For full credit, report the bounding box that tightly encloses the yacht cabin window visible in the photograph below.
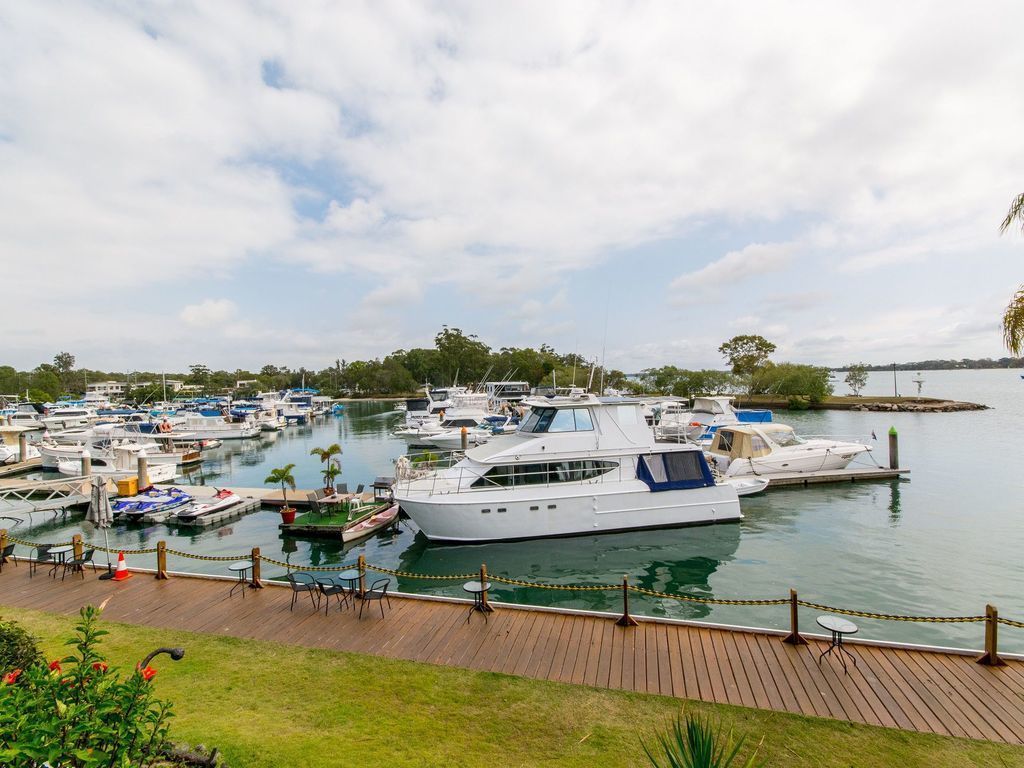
[471,460,617,488]
[769,431,804,448]
[518,407,594,434]
[441,418,479,428]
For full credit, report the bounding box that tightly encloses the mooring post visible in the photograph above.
[137,449,150,489]
[977,604,1006,666]
[249,547,263,589]
[782,588,808,645]
[0,529,8,564]
[888,426,899,470]
[616,574,639,627]
[461,426,468,451]
[155,540,168,580]
[18,432,27,463]
[357,553,366,597]
[72,533,83,562]
[80,449,92,477]
[479,563,494,612]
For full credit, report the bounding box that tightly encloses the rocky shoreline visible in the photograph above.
[847,399,988,413]
[734,396,988,412]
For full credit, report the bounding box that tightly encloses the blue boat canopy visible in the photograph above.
[636,451,715,492]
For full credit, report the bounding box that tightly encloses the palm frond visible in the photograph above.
[1003,286,1024,356]
[1000,193,1024,235]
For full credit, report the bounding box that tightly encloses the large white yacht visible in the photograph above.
[393,394,741,542]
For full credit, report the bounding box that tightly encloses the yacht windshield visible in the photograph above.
[518,407,594,433]
[770,430,804,447]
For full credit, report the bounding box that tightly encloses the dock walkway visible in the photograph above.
[2,568,1023,744]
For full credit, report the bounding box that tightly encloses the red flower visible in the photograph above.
[92,662,108,673]
[3,669,22,684]
[139,666,157,682]
[48,660,62,672]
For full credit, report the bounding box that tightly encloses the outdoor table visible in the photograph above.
[817,615,859,673]
[462,580,492,622]
[337,568,362,600]
[49,545,75,579]
[228,560,253,597]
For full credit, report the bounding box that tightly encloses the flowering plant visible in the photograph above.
[0,605,175,767]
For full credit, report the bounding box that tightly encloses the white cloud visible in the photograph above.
[180,299,238,327]
[670,243,796,297]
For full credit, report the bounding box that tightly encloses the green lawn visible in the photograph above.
[3,606,1023,768]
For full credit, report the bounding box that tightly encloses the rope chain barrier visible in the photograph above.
[3,532,1022,629]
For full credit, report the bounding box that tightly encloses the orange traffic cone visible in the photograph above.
[112,552,132,582]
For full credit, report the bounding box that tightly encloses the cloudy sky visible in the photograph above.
[2,1,1023,373]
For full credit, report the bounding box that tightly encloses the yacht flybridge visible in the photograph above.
[393,394,741,542]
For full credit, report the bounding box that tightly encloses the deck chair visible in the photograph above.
[0,543,16,574]
[29,544,54,578]
[62,549,95,581]
[359,578,392,619]
[306,492,323,520]
[286,573,320,611]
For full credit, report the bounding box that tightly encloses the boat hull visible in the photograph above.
[395,483,740,543]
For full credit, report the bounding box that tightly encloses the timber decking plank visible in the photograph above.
[3,567,1024,745]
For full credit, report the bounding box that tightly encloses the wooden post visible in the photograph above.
[81,450,92,477]
[461,426,468,450]
[72,533,83,561]
[888,427,899,470]
[616,575,639,627]
[18,433,27,463]
[479,563,494,613]
[977,604,1006,666]
[782,589,808,645]
[249,547,263,589]
[137,450,150,489]
[357,553,366,597]
[155,540,168,580]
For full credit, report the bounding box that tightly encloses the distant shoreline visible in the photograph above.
[734,395,988,412]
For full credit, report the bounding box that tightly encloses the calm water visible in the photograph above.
[12,370,1024,651]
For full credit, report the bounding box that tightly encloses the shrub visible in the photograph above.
[0,619,43,675]
[0,605,175,767]
[643,712,764,767]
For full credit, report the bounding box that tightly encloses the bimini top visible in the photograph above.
[707,424,800,459]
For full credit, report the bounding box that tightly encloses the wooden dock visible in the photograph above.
[1,566,1022,745]
[761,466,909,488]
[0,456,41,479]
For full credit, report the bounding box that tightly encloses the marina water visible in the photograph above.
[18,369,1024,652]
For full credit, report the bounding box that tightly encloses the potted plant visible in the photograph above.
[310,443,342,493]
[266,463,297,525]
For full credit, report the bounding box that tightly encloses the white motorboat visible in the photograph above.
[421,415,516,450]
[175,488,243,522]
[39,430,200,469]
[395,406,492,445]
[655,396,772,443]
[179,414,260,440]
[394,393,741,542]
[705,424,873,477]
[8,408,45,430]
[41,406,99,431]
[57,446,178,482]
[719,476,770,496]
[0,426,40,464]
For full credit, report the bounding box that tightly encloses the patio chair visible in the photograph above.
[286,573,320,611]
[306,492,323,520]
[29,544,54,578]
[359,578,392,619]
[0,542,16,574]
[336,483,349,495]
[318,577,352,615]
[62,549,95,581]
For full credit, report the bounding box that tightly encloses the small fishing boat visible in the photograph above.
[116,487,193,520]
[342,503,399,543]
[175,488,243,522]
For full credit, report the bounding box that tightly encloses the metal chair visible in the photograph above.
[29,544,54,578]
[359,578,392,619]
[62,549,95,581]
[318,577,352,614]
[286,573,320,611]
[0,543,16,573]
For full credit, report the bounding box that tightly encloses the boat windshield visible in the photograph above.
[518,407,594,433]
[770,430,805,447]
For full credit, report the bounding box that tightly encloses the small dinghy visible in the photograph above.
[176,488,242,522]
[115,487,193,520]
[720,476,770,496]
[342,503,399,544]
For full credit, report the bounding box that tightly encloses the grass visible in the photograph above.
[3,606,1023,768]
[292,502,386,528]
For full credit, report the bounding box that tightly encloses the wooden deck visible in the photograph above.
[2,565,1023,745]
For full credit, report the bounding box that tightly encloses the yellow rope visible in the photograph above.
[630,585,789,606]
[796,599,985,624]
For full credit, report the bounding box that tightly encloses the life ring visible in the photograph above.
[159,421,172,434]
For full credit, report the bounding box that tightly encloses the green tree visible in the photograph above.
[844,363,869,396]
[30,366,61,400]
[265,463,297,510]
[310,444,342,491]
[718,335,776,376]
[1000,193,1024,355]
[187,363,211,387]
[752,362,833,404]
[53,352,75,387]
[434,327,491,384]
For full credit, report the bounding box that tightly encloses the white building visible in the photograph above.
[86,381,126,396]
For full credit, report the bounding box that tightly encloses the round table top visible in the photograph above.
[50,545,75,554]
[228,561,252,572]
[463,580,491,594]
[337,569,361,580]
[817,615,858,634]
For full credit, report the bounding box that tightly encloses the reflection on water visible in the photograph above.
[12,372,1024,651]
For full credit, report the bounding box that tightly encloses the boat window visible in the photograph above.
[637,451,714,492]
[750,437,769,452]
[770,431,803,448]
[615,405,640,426]
[573,408,594,431]
[441,418,479,428]
[470,460,618,488]
[519,410,542,433]
[519,407,593,433]
[547,409,577,432]
[717,431,734,452]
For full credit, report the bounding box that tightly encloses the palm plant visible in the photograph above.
[265,463,297,510]
[1000,194,1024,355]
[310,444,342,492]
[642,713,764,768]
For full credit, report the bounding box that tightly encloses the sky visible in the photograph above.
[2,1,1023,374]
